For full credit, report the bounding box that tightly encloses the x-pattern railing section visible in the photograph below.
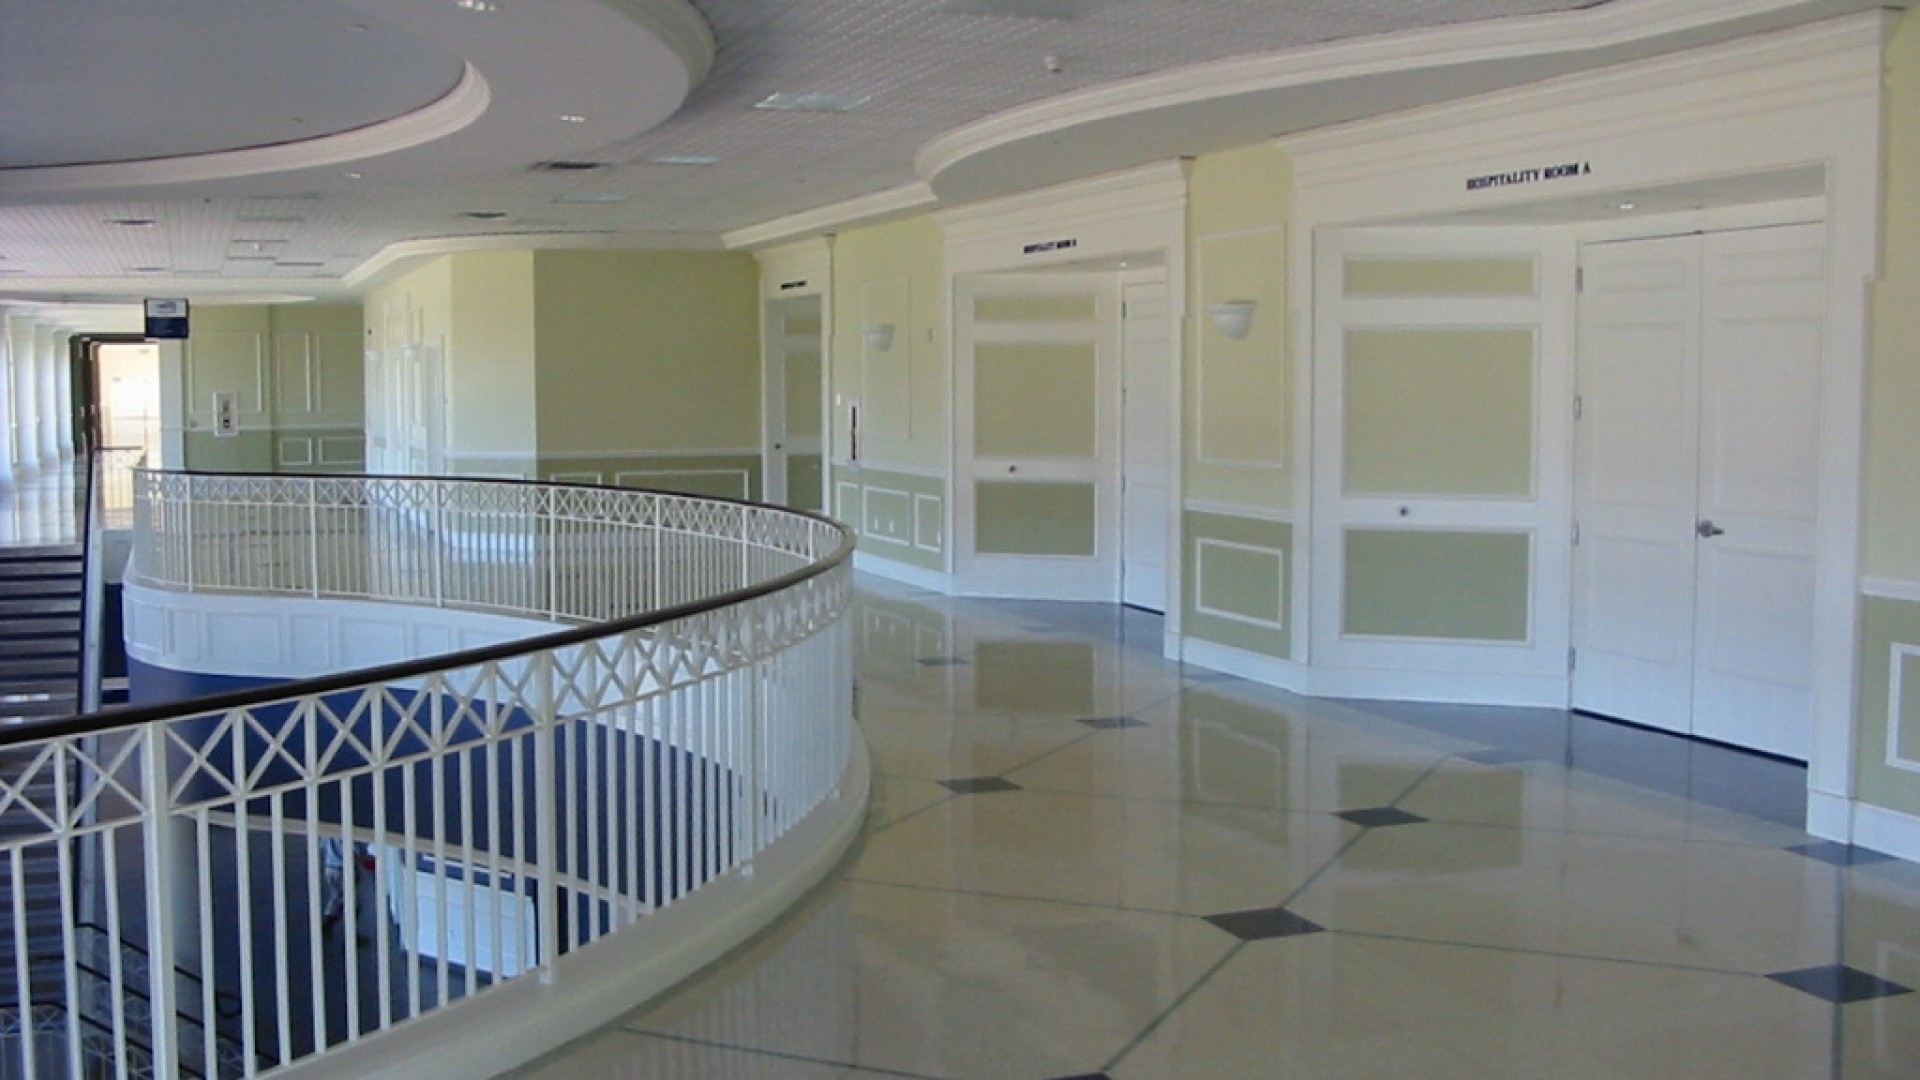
[0,472,854,1078]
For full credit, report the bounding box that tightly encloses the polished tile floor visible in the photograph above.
[514,575,1920,1079]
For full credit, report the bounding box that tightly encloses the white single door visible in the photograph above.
[955,275,1119,601]
[1688,224,1825,757]
[763,296,825,512]
[1571,235,1703,734]
[1121,280,1172,612]
[1572,223,1825,759]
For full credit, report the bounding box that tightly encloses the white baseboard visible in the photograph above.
[1303,665,1567,708]
[852,551,952,593]
[1852,801,1920,864]
[1177,636,1308,692]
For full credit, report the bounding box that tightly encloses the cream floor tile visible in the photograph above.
[856,709,1092,782]
[850,787,1358,914]
[624,880,1234,1080]
[1112,934,1837,1080]
[511,1028,912,1079]
[1288,820,1843,973]
[1400,757,1813,847]
[1005,700,1452,814]
[863,775,954,831]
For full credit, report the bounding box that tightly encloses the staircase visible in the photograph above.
[0,544,84,1013]
[0,544,85,725]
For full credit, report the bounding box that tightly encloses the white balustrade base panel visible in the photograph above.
[123,582,555,682]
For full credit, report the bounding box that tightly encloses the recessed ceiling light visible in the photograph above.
[647,155,719,166]
[106,217,157,228]
[1616,201,1637,211]
[459,211,509,220]
[533,160,606,172]
[454,0,497,12]
[754,92,869,113]
[560,114,587,124]
[344,171,363,180]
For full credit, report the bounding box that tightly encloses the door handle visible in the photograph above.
[1696,519,1725,538]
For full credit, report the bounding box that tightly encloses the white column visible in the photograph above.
[13,319,40,472]
[53,333,74,459]
[0,313,16,481]
[35,325,59,465]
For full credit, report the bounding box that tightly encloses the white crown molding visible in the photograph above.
[723,183,938,251]
[913,0,1887,194]
[1281,11,1890,182]
[345,229,724,292]
[0,65,489,197]
[937,159,1187,236]
[1863,577,1920,606]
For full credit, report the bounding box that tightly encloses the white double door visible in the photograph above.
[1571,223,1826,759]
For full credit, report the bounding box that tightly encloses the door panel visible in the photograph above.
[1571,236,1701,733]
[956,275,1118,600]
[1121,281,1171,612]
[1690,223,1824,758]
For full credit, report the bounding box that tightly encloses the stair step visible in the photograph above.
[0,545,82,561]
[0,695,80,715]
[0,597,83,616]
[0,639,80,658]
[0,578,83,597]
[0,658,80,678]
[0,616,82,637]
[0,560,84,577]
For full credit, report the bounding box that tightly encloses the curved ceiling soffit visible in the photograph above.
[0,0,716,198]
[913,0,1874,204]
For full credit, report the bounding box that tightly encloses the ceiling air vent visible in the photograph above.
[533,160,608,173]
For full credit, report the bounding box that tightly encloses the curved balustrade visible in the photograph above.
[0,472,861,1080]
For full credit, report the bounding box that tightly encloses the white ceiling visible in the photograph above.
[0,0,1901,310]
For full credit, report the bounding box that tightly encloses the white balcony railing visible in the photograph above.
[0,471,860,1080]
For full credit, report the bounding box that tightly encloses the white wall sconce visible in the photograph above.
[863,324,895,351]
[1207,301,1256,340]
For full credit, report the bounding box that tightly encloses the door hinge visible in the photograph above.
[1568,646,1578,672]
[1572,520,1581,547]
[1576,266,1585,292]
[1573,394,1584,421]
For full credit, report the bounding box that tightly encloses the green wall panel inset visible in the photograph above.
[1856,594,1920,817]
[973,294,1098,323]
[1344,257,1537,297]
[1197,542,1284,625]
[976,342,1096,458]
[786,454,824,514]
[1344,328,1535,497]
[1344,529,1530,642]
[977,481,1095,556]
[1182,511,1290,658]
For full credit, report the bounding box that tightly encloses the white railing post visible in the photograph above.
[432,482,446,608]
[544,487,560,621]
[532,652,561,986]
[182,474,196,592]
[137,726,180,1080]
[308,477,322,598]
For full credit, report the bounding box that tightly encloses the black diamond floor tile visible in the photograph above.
[1079,715,1147,730]
[1767,964,1914,1004]
[1204,905,1326,942]
[1336,806,1428,829]
[918,656,971,666]
[941,776,1023,795]
[1785,841,1894,867]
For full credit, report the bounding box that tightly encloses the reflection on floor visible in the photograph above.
[406,576,1920,1076]
[11,456,1915,1075]
[1,463,84,549]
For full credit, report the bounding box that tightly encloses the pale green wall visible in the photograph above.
[832,215,948,473]
[450,251,538,461]
[1181,144,1295,660]
[532,250,760,456]
[1857,13,1920,818]
[181,303,364,473]
[1184,511,1291,657]
[975,342,1097,457]
[831,215,950,566]
[1343,327,1536,497]
[1344,530,1531,642]
[1186,144,1293,512]
[1866,12,1920,581]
